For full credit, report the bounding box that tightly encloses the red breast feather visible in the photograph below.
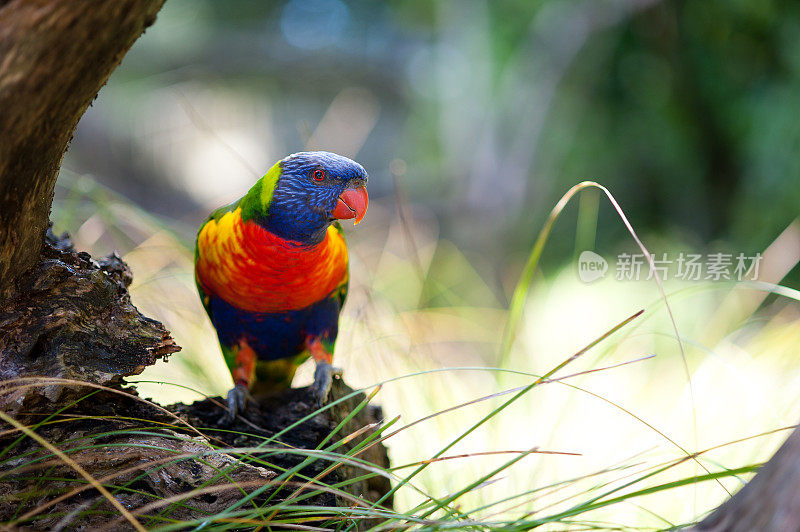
[196,207,348,313]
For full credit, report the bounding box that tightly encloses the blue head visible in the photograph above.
[245,151,369,244]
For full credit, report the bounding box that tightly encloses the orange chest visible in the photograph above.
[196,208,348,313]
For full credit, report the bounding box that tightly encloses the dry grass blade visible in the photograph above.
[554,381,731,496]
[226,518,335,531]
[533,309,644,385]
[395,448,581,470]
[541,354,656,383]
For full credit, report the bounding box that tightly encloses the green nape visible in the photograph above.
[193,160,282,262]
[239,160,282,222]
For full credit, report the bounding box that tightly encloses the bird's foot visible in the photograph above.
[312,361,343,409]
[219,382,249,424]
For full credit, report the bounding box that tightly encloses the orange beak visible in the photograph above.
[332,186,369,225]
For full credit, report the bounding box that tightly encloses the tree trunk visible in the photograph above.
[0,0,164,295]
[0,2,392,529]
[691,424,800,531]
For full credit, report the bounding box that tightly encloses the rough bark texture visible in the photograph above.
[692,425,800,531]
[0,230,180,417]
[0,0,165,296]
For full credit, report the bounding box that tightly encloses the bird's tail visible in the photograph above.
[250,354,309,395]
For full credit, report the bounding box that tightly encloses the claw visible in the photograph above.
[312,361,343,408]
[219,382,249,424]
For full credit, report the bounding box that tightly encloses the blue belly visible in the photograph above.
[206,294,340,361]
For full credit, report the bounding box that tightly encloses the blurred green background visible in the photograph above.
[62,0,800,280]
[51,0,800,528]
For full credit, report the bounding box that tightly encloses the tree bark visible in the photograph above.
[0,0,165,295]
[0,230,180,411]
[691,424,800,531]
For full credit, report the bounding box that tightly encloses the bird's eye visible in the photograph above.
[312,169,326,181]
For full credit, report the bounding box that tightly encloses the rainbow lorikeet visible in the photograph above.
[194,151,368,420]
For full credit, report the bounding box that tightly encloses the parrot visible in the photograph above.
[194,151,369,421]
